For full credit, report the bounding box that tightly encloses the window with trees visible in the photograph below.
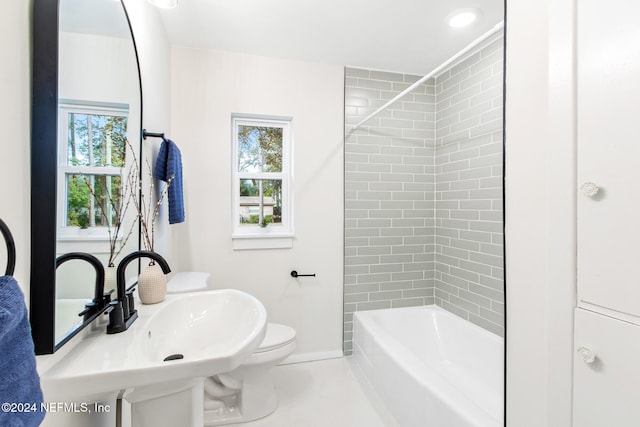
[57,102,129,239]
[232,115,293,240]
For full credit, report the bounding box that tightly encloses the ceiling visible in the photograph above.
[158,0,504,76]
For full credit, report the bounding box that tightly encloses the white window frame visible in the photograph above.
[231,114,294,249]
[56,100,130,244]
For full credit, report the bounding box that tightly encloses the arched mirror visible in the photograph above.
[31,0,142,354]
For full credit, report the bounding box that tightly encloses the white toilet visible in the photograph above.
[167,273,297,426]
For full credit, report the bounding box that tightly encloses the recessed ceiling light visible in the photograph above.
[147,0,178,9]
[448,11,477,28]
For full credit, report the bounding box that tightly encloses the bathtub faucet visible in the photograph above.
[106,250,171,334]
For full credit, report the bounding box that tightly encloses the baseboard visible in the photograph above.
[280,350,344,365]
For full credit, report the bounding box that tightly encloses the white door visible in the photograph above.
[577,0,640,318]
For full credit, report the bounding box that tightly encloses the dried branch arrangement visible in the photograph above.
[84,140,138,267]
[84,139,173,260]
[127,144,174,253]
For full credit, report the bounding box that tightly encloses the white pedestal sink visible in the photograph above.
[39,289,267,427]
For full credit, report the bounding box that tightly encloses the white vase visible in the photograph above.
[138,262,167,304]
[104,265,117,295]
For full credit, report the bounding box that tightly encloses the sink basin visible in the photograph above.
[39,289,267,404]
[139,290,266,363]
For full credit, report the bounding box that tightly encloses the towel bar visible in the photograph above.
[290,271,315,278]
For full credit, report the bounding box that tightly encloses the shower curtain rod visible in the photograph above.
[350,20,505,132]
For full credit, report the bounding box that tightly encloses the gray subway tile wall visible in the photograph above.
[434,32,504,336]
[343,32,504,354]
[344,68,436,355]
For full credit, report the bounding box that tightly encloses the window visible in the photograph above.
[232,115,293,248]
[57,101,130,240]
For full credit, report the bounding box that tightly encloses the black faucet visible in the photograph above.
[56,252,110,321]
[107,250,171,334]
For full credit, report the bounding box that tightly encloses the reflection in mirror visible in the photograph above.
[54,263,92,344]
[55,0,141,348]
[31,0,141,353]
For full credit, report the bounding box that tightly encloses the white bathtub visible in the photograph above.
[353,305,504,427]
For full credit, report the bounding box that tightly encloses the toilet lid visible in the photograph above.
[256,323,296,353]
[166,272,211,294]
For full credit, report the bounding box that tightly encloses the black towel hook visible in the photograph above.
[0,218,16,276]
[142,129,168,143]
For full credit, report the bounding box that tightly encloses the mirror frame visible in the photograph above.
[30,0,143,354]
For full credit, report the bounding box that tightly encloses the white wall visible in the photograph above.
[170,47,345,360]
[505,0,576,425]
[58,32,139,107]
[0,0,30,296]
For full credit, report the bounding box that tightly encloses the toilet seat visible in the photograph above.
[239,323,296,367]
[255,323,296,353]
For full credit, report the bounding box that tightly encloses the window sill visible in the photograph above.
[232,233,294,250]
[56,229,119,254]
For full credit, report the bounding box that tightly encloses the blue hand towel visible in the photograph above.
[0,276,45,427]
[153,139,185,224]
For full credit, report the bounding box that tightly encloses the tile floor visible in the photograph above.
[234,357,399,427]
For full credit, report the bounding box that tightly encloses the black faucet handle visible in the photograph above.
[102,289,115,305]
[106,301,125,334]
[126,287,136,317]
[103,303,115,316]
[79,301,98,321]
